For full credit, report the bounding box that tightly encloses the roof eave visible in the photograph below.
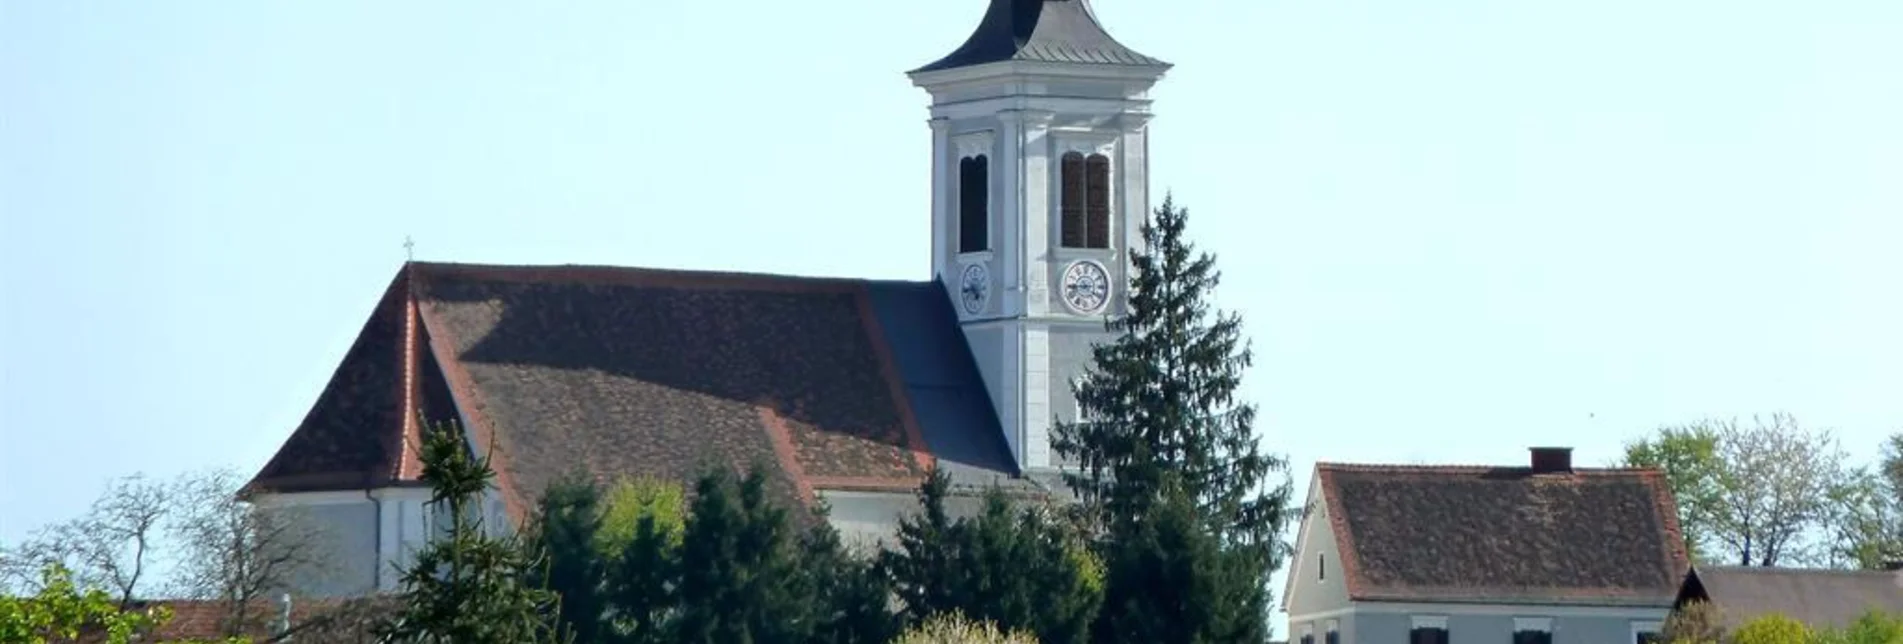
[908,59,1171,94]
[1350,593,1679,608]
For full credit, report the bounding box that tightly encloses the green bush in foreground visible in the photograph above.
[893,612,1039,644]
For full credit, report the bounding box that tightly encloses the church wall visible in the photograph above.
[817,489,990,554]
[257,493,379,598]
[1048,323,1114,467]
[961,325,1014,459]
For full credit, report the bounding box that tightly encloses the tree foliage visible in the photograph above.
[1661,599,1724,644]
[0,563,243,644]
[526,472,610,643]
[1623,424,1726,562]
[1624,414,1852,567]
[1049,195,1289,640]
[377,421,565,644]
[1,468,332,640]
[881,470,1100,644]
[1730,613,1813,644]
[1822,433,1903,570]
[1053,195,1293,557]
[1095,479,1267,644]
[892,612,1040,644]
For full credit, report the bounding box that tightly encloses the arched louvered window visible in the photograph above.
[959,155,989,253]
[1060,151,1112,249]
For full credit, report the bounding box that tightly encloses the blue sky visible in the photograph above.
[3,0,1901,622]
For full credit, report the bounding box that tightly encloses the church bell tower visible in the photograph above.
[910,0,1170,473]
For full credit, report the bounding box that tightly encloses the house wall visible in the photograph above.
[1285,486,1351,620]
[1336,603,1667,644]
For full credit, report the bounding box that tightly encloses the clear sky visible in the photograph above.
[3,0,1900,626]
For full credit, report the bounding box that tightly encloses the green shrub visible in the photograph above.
[894,613,1039,644]
[1663,599,1725,643]
[1731,613,1813,644]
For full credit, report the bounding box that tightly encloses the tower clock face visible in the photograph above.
[959,263,989,314]
[1061,260,1111,314]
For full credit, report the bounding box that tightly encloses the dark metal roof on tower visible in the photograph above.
[912,0,1167,74]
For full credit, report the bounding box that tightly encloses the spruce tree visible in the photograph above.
[1095,478,1270,644]
[882,470,1103,644]
[526,472,607,643]
[880,469,961,627]
[797,504,897,644]
[378,421,565,644]
[609,513,680,643]
[672,467,810,643]
[1052,194,1294,556]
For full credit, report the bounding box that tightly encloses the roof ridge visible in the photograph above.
[409,261,932,291]
[1316,462,1652,475]
[1702,565,1901,577]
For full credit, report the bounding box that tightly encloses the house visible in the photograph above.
[1282,447,1691,644]
[246,0,1174,598]
[1672,565,1903,632]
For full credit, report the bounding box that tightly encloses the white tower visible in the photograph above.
[909,0,1169,473]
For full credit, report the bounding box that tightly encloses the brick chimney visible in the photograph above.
[1529,447,1573,474]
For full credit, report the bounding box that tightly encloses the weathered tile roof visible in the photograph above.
[76,597,393,642]
[912,0,1168,73]
[1316,462,1690,606]
[1677,566,1903,630]
[249,262,1023,517]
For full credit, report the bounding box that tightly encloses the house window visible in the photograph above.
[958,155,989,253]
[1298,623,1314,644]
[1059,151,1112,249]
[1410,616,1448,644]
[1324,619,1339,644]
[1633,621,1663,644]
[1514,617,1553,644]
[1318,553,1326,581]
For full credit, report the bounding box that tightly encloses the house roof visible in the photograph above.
[1677,566,1903,630]
[1313,462,1689,606]
[248,262,1024,518]
[76,597,395,642]
[912,0,1168,74]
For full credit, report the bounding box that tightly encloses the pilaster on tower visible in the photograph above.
[910,0,1170,474]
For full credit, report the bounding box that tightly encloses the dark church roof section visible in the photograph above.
[246,272,423,494]
[248,262,1025,517]
[863,281,1022,485]
[1676,566,1903,630]
[1316,462,1690,606]
[912,0,1168,74]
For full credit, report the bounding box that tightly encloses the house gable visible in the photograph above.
[1285,469,1351,622]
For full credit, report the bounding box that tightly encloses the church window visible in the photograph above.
[1060,151,1112,249]
[959,155,989,253]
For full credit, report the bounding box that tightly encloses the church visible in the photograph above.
[246,0,1171,597]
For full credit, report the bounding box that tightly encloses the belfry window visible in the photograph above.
[959,155,989,253]
[1060,151,1112,249]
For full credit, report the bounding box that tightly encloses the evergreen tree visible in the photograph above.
[796,504,897,644]
[377,421,565,644]
[1053,194,1293,556]
[609,511,681,643]
[883,470,1104,644]
[880,469,961,627]
[1095,479,1269,644]
[672,467,811,643]
[527,472,607,643]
